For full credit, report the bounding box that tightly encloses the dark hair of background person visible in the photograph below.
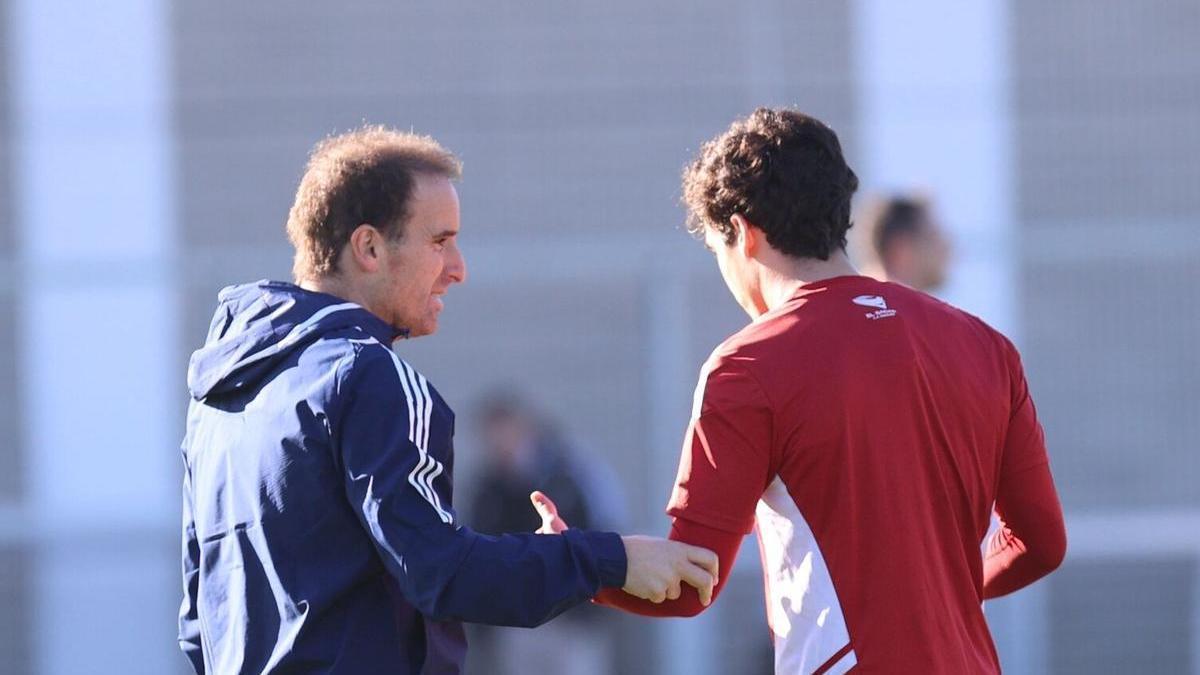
[681,107,860,260]
[286,127,462,281]
[872,197,931,260]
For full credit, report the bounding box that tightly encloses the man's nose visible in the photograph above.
[446,244,467,284]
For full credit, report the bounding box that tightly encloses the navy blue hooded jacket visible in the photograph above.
[179,281,627,674]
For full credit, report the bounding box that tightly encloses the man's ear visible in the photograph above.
[730,214,759,257]
[346,224,384,273]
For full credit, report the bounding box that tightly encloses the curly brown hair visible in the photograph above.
[286,126,462,281]
[682,108,859,260]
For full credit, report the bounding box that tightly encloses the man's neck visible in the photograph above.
[757,250,860,314]
[300,276,374,313]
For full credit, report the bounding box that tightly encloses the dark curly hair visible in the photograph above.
[682,108,859,260]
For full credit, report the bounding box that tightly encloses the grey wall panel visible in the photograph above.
[1049,557,1194,674]
[0,292,19,502]
[175,1,854,246]
[35,535,190,675]
[1015,0,1200,223]
[175,136,310,249]
[0,0,11,256]
[0,547,31,675]
[1015,0,1200,511]
[1022,256,1200,509]
[0,0,18,503]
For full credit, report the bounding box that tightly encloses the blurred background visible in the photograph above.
[1,0,1197,673]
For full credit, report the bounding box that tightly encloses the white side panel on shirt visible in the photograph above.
[756,476,857,674]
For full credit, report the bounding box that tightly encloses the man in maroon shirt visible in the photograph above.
[534,108,1066,673]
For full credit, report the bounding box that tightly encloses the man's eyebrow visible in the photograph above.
[430,228,459,239]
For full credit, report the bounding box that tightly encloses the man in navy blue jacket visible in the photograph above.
[179,128,719,674]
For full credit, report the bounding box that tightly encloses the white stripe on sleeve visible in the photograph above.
[414,370,450,521]
[382,349,452,524]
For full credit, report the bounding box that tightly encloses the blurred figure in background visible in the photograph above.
[470,391,625,537]
[853,194,952,293]
[465,390,627,675]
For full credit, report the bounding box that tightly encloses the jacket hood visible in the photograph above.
[187,280,400,401]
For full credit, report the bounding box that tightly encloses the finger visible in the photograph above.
[529,491,560,520]
[685,545,720,581]
[635,582,668,604]
[697,574,714,607]
[666,580,681,601]
[530,492,568,533]
[679,562,716,607]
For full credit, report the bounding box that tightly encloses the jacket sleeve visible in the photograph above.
[333,346,627,628]
[178,456,205,674]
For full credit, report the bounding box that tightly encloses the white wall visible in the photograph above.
[10,0,180,671]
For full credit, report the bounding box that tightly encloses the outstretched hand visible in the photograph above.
[530,491,718,606]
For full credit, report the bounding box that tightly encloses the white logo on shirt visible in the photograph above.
[852,295,888,309]
[853,295,896,320]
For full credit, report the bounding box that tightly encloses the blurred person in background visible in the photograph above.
[852,194,952,293]
[534,108,1066,674]
[469,390,626,543]
[465,391,627,675]
[178,127,718,675]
